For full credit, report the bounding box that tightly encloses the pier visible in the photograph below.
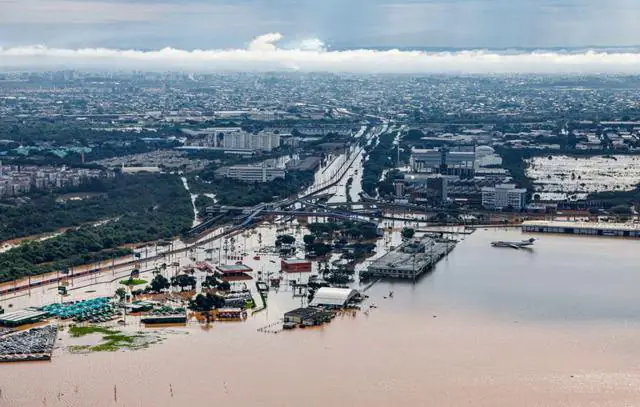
[522,220,640,238]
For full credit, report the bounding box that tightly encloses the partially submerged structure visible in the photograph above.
[364,236,456,280]
[309,287,360,308]
[0,309,49,327]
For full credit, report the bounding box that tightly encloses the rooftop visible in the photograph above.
[216,264,253,274]
[282,258,312,265]
[310,287,359,307]
[522,220,640,232]
[0,309,49,324]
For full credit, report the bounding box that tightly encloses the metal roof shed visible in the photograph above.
[310,287,359,308]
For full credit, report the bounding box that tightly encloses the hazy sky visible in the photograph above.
[2,0,640,49]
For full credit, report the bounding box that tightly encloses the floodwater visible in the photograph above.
[3,230,640,406]
[526,154,640,200]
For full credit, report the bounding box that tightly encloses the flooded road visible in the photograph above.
[180,176,199,228]
[3,229,640,406]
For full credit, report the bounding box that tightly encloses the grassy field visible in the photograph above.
[68,325,156,352]
[119,279,147,286]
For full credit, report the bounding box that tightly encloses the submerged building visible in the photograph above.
[364,237,456,280]
[309,287,360,308]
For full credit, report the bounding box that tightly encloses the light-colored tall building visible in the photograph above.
[481,184,527,210]
[222,132,280,151]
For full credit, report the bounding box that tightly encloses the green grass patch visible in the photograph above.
[69,325,118,337]
[68,325,151,353]
[119,279,147,286]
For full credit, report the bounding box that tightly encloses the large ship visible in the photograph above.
[491,238,536,249]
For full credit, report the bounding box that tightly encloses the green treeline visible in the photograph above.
[191,171,314,207]
[0,174,193,283]
[0,174,190,241]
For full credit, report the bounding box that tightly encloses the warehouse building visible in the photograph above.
[0,309,49,327]
[309,287,360,308]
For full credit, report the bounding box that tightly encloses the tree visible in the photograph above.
[115,287,128,302]
[310,242,333,257]
[325,273,352,285]
[401,227,415,240]
[202,275,218,289]
[611,204,632,215]
[190,293,226,311]
[276,235,296,245]
[303,234,316,245]
[149,274,170,292]
[171,274,197,291]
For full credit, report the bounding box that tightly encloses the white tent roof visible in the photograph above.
[310,287,359,307]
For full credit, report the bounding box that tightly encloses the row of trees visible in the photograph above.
[146,273,232,294]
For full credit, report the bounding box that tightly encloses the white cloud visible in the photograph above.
[2,33,640,73]
[248,33,284,52]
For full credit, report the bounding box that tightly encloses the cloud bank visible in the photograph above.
[2,33,640,73]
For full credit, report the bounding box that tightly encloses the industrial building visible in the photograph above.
[309,287,360,308]
[410,146,476,177]
[522,220,640,238]
[215,160,286,183]
[284,307,332,325]
[481,184,527,210]
[364,237,456,279]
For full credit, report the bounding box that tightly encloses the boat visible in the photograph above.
[491,238,536,249]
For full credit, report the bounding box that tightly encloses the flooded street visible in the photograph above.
[3,229,640,406]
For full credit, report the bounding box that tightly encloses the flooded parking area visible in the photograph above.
[526,154,640,200]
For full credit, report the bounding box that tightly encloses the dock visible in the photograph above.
[522,220,640,238]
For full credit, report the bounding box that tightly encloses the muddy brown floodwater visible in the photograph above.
[3,229,640,407]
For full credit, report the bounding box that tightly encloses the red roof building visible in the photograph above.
[281,258,312,273]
